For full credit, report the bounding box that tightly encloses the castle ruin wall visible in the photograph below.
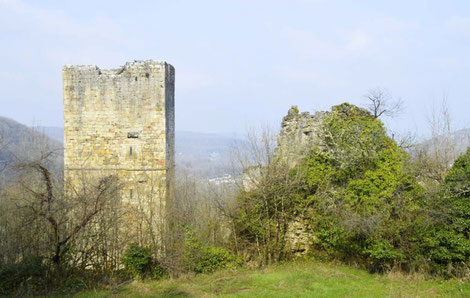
[63,60,175,204]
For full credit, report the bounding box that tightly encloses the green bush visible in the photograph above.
[0,255,47,296]
[302,108,470,276]
[60,276,88,293]
[235,103,470,277]
[442,147,470,236]
[195,246,241,274]
[183,228,240,274]
[419,147,470,276]
[298,104,424,272]
[364,239,404,273]
[122,243,166,280]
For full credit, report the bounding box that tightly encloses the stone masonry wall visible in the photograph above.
[63,60,175,204]
[277,105,327,255]
[276,105,326,167]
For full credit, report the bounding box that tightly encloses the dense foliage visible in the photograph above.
[122,243,167,280]
[442,147,470,237]
[2,102,470,295]
[0,256,47,296]
[301,104,423,272]
[183,228,241,274]
[235,103,470,277]
[426,147,470,276]
[0,153,236,295]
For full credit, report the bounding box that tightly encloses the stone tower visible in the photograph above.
[63,60,175,204]
[276,105,326,167]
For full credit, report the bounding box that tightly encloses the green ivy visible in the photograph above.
[300,103,424,272]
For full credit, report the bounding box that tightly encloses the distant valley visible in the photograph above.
[2,116,470,180]
[0,118,243,179]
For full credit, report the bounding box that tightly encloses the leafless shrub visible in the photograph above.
[229,126,304,265]
[411,98,463,185]
[2,155,119,267]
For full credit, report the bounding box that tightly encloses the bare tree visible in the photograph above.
[364,87,403,118]
[394,131,417,150]
[230,126,304,264]
[132,172,167,252]
[412,98,460,184]
[159,170,237,276]
[2,152,120,266]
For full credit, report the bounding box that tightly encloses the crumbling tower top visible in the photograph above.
[63,60,175,202]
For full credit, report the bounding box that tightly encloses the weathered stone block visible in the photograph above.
[63,60,175,204]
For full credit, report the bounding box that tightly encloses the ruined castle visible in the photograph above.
[276,105,326,167]
[63,60,175,205]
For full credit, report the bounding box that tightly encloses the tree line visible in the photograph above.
[1,93,469,295]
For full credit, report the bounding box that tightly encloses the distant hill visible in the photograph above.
[35,126,64,143]
[437,128,470,154]
[413,128,470,161]
[34,126,243,178]
[0,117,63,186]
[175,131,244,178]
[0,117,62,163]
[28,124,470,178]
[3,116,470,181]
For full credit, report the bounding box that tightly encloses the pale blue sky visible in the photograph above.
[1,0,469,137]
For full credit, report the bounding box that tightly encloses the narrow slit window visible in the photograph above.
[130,146,133,156]
[129,189,133,200]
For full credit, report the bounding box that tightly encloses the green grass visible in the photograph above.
[76,261,470,297]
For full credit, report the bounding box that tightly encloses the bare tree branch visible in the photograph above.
[364,87,404,118]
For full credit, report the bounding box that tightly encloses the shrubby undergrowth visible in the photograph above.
[234,103,470,277]
[1,102,470,296]
[183,228,241,274]
[122,243,167,280]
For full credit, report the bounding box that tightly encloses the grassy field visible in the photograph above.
[75,261,470,297]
